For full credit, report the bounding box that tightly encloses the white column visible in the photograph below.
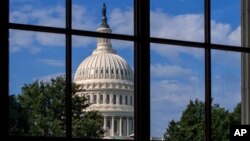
[241,0,250,124]
[132,95,134,106]
[111,116,114,136]
[90,94,93,103]
[103,94,106,104]
[97,94,100,104]
[126,117,129,136]
[110,94,113,104]
[119,117,122,136]
[103,116,107,130]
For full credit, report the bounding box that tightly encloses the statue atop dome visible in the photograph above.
[100,3,109,28]
[102,3,106,18]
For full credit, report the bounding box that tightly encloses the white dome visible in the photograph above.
[74,52,133,81]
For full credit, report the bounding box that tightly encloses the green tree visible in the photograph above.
[164,99,240,141]
[230,103,241,125]
[9,95,29,135]
[10,76,104,137]
[164,99,205,141]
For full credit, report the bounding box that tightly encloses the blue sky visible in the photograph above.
[10,0,242,138]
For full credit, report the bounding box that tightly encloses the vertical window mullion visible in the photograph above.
[0,0,9,138]
[66,0,72,139]
[205,0,212,141]
[134,0,150,140]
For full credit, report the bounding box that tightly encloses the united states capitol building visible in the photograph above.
[74,4,134,139]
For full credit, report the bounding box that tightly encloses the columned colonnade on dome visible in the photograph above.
[103,116,133,137]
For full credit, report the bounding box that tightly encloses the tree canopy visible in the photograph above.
[9,76,104,138]
[164,99,240,141]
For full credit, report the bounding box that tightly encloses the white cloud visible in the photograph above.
[72,36,96,48]
[10,4,241,52]
[151,79,203,103]
[228,26,241,45]
[10,30,64,54]
[151,64,194,78]
[36,33,64,47]
[211,21,241,46]
[38,59,65,67]
[10,4,65,27]
[151,11,204,42]
[9,30,41,54]
[72,4,98,30]
[33,72,64,82]
[109,8,133,35]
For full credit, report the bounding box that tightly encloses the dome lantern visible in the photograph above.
[92,3,116,55]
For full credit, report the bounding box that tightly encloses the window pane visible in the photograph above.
[10,0,65,28]
[150,44,205,140]
[9,30,65,136]
[72,0,133,35]
[211,50,243,140]
[150,0,204,42]
[211,0,241,46]
[72,35,134,139]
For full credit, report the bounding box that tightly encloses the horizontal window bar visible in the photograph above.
[151,37,250,53]
[9,23,136,42]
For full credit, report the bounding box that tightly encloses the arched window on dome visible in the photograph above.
[99,94,103,104]
[87,95,90,104]
[119,95,122,105]
[106,94,110,104]
[111,68,114,78]
[125,96,128,105]
[90,68,94,78]
[93,95,97,104]
[113,95,116,104]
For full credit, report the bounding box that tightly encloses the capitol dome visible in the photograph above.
[74,46,133,81]
[74,4,134,139]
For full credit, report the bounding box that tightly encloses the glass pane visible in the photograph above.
[9,30,65,136]
[211,0,241,46]
[72,35,134,139]
[150,44,205,140]
[212,50,243,140]
[150,0,204,42]
[72,0,133,35]
[10,0,65,28]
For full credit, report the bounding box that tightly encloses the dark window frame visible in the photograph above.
[1,0,250,141]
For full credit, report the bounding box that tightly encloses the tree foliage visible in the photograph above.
[9,95,29,135]
[164,99,241,141]
[9,76,104,138]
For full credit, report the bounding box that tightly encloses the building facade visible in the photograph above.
[74,4,134,139]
